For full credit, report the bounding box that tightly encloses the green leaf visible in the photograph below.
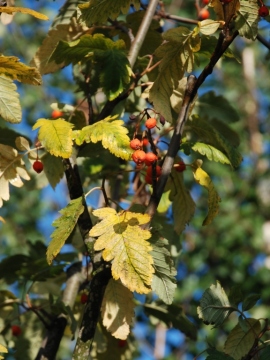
[188,116,243,168]
[73,115,132,160]
[150,236,177,305]
[242,293,260,311]
[51,0,83,28]
[0,74,21,123]
[192,160,221,226]
[191,142,231,165]
[32,118,74,158]
[144,303,197,340]
[224,318,261,360]
[206,347,234,360]
[47,197,84,264]
[0,127,31,147]
[149,26,200,123]
[229,286,244,306]
[50,34,131,100]
[235,0,259,40]
[42,153,64,189]
[78,0,140,25]
[193,91,240,123]
[167,168,196,235]
[198,281,233,327]
[260,346,270,360]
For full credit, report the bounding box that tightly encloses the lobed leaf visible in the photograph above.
[0,55,42,85]
[167,168,196,235]
[149,26,200,123]
[150,236,177,305]
[33,119,74,158]
[73,115,132,160]
[224,318,261,360]
[47,197,84,264]
[101,279,135,339]
[235,0,259,40]
[0,75,21,123]
[192,160,221,226]
[78,0,140,25]
[91,208,154,294]
[198,281,232,327]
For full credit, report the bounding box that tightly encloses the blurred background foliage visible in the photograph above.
[0,0,270,359]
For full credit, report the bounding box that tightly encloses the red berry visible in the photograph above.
[132,150,146,164]
[51,110,64,119]
[198,8,210,20]
[259,5,269,17]
[33,160,44,173]
[145,118,157,129]
[202,0,209,4]
[146,165,162,177]
[145,175,153,185]
[80,293,88,304]
[130,139,141,150]
[11,325,21,337]
[118,339,127,348]
[144,152,158,166]
[142,138,149,147]
[175,161,186,172]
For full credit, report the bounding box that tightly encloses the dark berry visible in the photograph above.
[33,160,44,173]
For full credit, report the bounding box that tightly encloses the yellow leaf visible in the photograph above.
[0,144,30,208]
[198,19,225,35]
[0,74,21,123]
[33,119,74,158]
[0,6,48,20]
[0,55,42,85]
[15,136,30,151]
[0,344,7,353]
[101,279,135,339]
[91,208,154,294]
[192,160,221,225]
[0,216,5,223]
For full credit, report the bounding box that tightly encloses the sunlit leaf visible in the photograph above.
[235,0,259,40]
[0,144,30,208]
[150,236,177,305]
[167,168,196,234]
[73,115,132,160]
[198,19,224,35]
[0,55,42,85]
[33,119,74,158]
[47,197,84,264]
[198,281,232,327]
[191,142,230,165]
[192,160,221,225]
[15,136,30,151]
[0,75,21,123]
[0,6,48,20]
[101,279,135,339]
[79,0,140,25]
[91,208,154,294]
[224,318,261,360]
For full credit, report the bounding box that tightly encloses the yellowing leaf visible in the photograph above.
[73,115,132,160]
[0,55,42,85]
[101,279,135,339]
[33,119,74,158]
[91,208,154,294]
[0,74,21,123]
[0,144,30,207]
[47,197,84,264]
[15,136,30,151]
[235,0,259,40]
[198,19,224,35]
[0,6,48,20]
[0,344,7,357]
[0,216,5,223]
[192,160,221,225]
[167,169,196,235]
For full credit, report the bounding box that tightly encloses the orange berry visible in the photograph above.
[130,138,141,150]
[142,138,149,147]
[198,8,210,20]
[146,165,162,177]
[11,325,22,337]
[132,150,146,164]
[33,160,44,173]
[202,0,209,4]
[51,110,64,119]
[175,161,186,172]
[144,152,158,166]
[145,118,157,129]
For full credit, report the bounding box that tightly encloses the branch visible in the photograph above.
[146,29,239,217]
